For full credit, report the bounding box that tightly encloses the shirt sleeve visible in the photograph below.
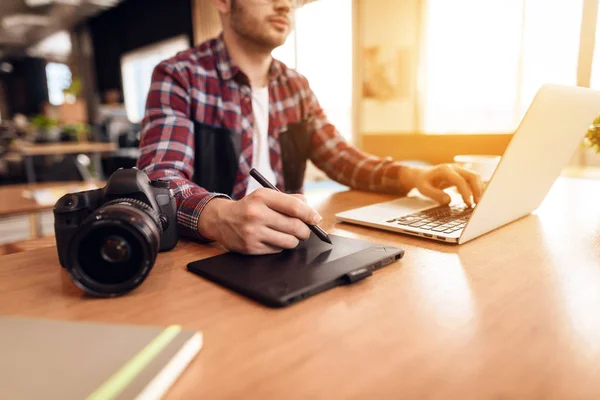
[300,77,408,194]
[137,60,230,241]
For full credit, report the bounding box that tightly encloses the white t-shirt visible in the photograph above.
[245,86,277,195]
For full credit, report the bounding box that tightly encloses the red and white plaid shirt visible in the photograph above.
[138,34,405,240]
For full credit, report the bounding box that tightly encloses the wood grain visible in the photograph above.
[1,177,600,399]
[13,142,117,156]
[0,182,53,217]
[1,235,57,255]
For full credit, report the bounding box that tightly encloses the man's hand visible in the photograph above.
[198,189,322,255]
[404,164,484,206]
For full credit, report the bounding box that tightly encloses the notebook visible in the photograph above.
[0,316,202,400]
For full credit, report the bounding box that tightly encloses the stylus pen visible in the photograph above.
[249,168,333,245]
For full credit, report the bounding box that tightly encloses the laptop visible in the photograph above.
[336,84,600,244]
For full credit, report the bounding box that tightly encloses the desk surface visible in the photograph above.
[0,181,101,217]
[12,142,117,156]
[1,177,600,399]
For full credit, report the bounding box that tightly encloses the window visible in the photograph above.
[35,31,73,106]
[590,2,600,89]
[46,62,72,106]
[121,35,190,123]
[272,0,354,141]
[422,0,583,133]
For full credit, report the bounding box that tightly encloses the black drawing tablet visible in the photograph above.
[186,234,404,308]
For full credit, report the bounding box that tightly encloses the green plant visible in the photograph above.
[62,123,91,141]
[583,114,600,153]
[63,76,82,98]
[30,114,58,130]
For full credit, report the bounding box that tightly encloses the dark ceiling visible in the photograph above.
[0,0,121,59]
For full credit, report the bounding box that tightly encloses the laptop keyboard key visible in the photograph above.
[398,217,422,224]
[388,205,474,232]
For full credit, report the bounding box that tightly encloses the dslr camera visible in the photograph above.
[54,168,178,297]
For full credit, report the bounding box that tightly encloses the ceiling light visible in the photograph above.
[0,62,13,74]
[24,0,53,6]
[28,30,72,59]
[88,0,120,8]
[25,0,81,6]
[2,14,51,30]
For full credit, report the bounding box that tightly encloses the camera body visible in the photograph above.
[54,168,178,296]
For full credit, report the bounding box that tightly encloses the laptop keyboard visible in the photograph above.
[386,204,474,234]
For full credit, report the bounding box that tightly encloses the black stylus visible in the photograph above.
[249,168,332,245]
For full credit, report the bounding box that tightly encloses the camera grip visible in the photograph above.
[154,187,179,251]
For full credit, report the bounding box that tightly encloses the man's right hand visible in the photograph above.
[197,189,322,255]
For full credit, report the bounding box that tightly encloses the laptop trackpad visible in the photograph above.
[337,195,439,221]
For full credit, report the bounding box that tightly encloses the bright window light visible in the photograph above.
[272,0,353,140]
[46,62,72,105]
[423,0,583,133]
[121,35,190,123]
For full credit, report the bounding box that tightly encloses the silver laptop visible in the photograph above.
[336,84,600,244]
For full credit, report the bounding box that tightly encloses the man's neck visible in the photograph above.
[223,30,272,89]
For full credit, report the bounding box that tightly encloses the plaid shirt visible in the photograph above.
[137,34,405,240]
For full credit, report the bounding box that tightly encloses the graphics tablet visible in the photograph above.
[186,234,404,308]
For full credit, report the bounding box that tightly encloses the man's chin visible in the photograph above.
[264,28,290,46]
[258,36,288,51]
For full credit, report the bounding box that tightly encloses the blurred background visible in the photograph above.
[0,0,599,252]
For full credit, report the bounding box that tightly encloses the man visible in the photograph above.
[137,0,483,254]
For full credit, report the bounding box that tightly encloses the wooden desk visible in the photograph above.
[0,181,101,238]
[0,182,51,218]
[1,177,600,399]
[0,181,98,217]
[13,142,117,156]
[11,142,117,182]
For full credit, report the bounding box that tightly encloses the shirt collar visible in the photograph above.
[214,33,284,82]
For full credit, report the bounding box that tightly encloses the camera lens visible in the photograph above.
[66,198,162,297]
[100,235,131,264]
[78,227,145,287]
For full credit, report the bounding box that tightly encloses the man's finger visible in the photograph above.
[264,209,311,240]
[290,193,307,203]
[454,165,484,203]
[260,226,301,250]
[244,243,282,255]
[418,182,451,204]
[257,189,321,225]
[441,166,473,206]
